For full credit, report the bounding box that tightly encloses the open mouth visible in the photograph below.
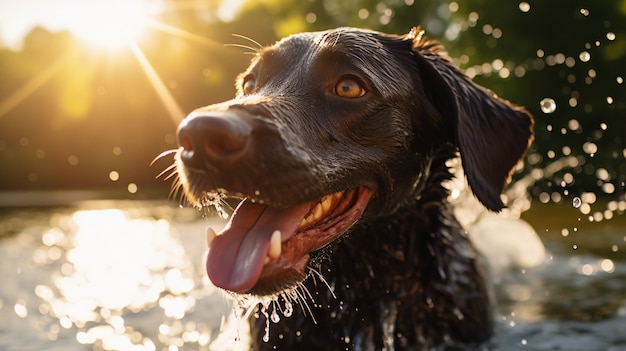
[205,186,373,296]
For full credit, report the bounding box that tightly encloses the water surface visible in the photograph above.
[0,200,624,351]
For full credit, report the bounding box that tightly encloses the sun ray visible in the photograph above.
[0,49,74,119]
[129,42,185,125]
[146,19,223,48]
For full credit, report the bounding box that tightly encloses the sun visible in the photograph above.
[60,0,153,50]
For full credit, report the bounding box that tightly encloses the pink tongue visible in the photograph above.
[206,199,312,292]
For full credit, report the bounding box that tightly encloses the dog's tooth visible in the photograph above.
[297,191,345,231]
[297,216,311,230]
[268,230,282,260]
[312,203,324,221]
[333,191,343,201]
[327,191,343,209]
[320,196,332,213]
[206,227,217,247]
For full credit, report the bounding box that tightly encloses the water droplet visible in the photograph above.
[270,309,280,323]
[283,301,293,317]
[261,307,270,342]
[540,98,556,114]
[453,308,465,320]
[572,197,582,208]
[579,51,591,62]
[607,32,616,41]
[518,2,530,12]
[219,209,229,219]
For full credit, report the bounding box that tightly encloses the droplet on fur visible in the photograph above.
[283,301,293,317]
[218,207,229,219]
[271,309,280,323]
[261,306,270,342]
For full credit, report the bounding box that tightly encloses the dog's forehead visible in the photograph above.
[263,28,414,95]
[273,28,394,57]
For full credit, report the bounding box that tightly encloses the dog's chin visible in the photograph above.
[245,263,308,297]
[193,184,375,297]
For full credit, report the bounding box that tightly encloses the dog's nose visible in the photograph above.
[177,111,252,169]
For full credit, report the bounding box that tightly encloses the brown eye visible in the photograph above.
[242,77,256,95]
[334,77,366,98]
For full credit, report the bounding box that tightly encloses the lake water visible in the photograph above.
[0,199,625,351]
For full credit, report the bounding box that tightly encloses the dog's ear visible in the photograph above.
[408,32,534,211]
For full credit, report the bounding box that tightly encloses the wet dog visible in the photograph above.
[173,27,533,350]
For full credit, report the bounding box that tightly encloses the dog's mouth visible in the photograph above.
[205,186,373,296]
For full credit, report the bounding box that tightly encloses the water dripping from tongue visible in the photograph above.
[261,306,270,342]
[206,199,311,292]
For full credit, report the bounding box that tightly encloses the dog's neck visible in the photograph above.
[252,148,494,350]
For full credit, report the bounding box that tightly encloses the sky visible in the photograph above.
[0,0,246,50]
[0,0,81,49]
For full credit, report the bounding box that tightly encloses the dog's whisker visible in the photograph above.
[231,33,264,50]
[156,163,177,179]
[224,43,258,56]
[294,285,317,324]
[308,266,336,299]
[163,171,178,182]
[168,178,187,206]
[150,148,179,166]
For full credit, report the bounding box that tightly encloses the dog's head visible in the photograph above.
[173,27,533,296]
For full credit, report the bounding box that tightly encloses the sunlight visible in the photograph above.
[0,50,73,119]
[55,0,153,51]
[148,20,223,48]
[49,210,199,337]
[129,42,186,124]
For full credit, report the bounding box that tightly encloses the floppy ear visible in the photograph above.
[409,34,534,211]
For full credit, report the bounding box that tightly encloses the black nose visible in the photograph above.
[177,111,252,170]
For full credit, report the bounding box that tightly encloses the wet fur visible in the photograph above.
[174,27,533,350]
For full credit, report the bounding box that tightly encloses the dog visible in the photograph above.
[172,27,534,350]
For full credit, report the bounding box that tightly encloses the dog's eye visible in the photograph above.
[242,77,256,95]
[334,77,366,98]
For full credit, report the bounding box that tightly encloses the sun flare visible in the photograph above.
[59,0,154,50]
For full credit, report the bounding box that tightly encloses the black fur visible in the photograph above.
[174,27,534,350]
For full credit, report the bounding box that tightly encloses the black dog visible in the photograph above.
[174,27,533,350]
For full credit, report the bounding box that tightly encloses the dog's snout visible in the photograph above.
[177,111,252,169]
